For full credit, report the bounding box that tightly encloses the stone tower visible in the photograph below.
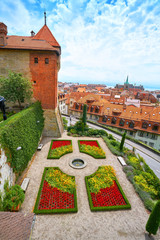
[0,19,63,137]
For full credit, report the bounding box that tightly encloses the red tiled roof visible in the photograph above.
[0,212,34,240]
[0,24,60,55]
[33,25,60,47]
[1,36,60,54]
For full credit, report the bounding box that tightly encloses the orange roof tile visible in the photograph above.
[33,25,60,47]
[1,36,60,54]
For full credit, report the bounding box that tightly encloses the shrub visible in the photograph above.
[98,129,108,136]
[0,102,44,174]
[108,134,114,140]
[67,126,74,132]
[70,129,77,134]
[146,200,160,235]
[103,136,124,156]
[119,131,126,151]
[3,181,25,211]
[110,140,119,147]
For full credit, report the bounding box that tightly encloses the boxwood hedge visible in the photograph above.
[0,101,44,174]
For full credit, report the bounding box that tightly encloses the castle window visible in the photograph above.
[45,58,49,64]
[34,58,38,63]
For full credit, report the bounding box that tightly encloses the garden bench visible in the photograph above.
[21,178,30,192]
[117,156,127,166]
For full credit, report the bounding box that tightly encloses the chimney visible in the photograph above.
[0,22,7,46]
[31,30,35,37]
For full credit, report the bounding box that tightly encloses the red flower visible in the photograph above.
[38,181,75,210]
[80,140,99,147]
[91,181,127,208]
[51,140,71,150]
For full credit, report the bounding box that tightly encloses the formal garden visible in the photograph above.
[0,96,160,237]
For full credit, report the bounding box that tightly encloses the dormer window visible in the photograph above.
[119,119,125,126]
[102,116,107,122]
[75,103,79,110]
[111,117,116,124]
[129,121,134,129]
[34,57,38,63]
[81,104,83,110]
[95,106,99,113]
[152,124,159,131]
[142,122,148,129]
[90,106,94,112]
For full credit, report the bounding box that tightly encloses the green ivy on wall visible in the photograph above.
[0,102,44,174]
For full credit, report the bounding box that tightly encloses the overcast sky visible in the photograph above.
[1,0,160,89]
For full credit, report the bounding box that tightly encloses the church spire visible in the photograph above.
[44,11,47,25]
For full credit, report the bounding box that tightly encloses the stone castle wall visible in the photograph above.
[0,148,16,193]
[0,49,31,79]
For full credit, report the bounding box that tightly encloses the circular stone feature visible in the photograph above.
[70,159,87,169]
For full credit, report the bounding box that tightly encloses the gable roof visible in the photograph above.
[33,25,60,47]
[0,23,61,55]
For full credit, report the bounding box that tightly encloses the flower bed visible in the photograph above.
[85,166,131,211]
[34,167,78,214]
[78,140,106,159]
[47,140,73,159]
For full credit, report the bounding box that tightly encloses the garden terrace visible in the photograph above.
[20,133,160,239]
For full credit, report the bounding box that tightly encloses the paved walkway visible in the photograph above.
[21,132,160,240]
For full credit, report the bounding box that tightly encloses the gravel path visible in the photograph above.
[21,132,160,240]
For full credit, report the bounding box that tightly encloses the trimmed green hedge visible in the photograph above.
[85,167,131,211]
[102,136,125,156]
[47,139,73,159]
[78,140,106,159]
[34,167,78,214]
[0,102,44,174]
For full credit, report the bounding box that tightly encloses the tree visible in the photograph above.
[82,104,87,126]
[0,71,32,109]
[146,200,160,236]
[119,131,126,151]
[62,117,68,130]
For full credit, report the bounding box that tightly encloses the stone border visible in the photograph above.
[69,159,87,169]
